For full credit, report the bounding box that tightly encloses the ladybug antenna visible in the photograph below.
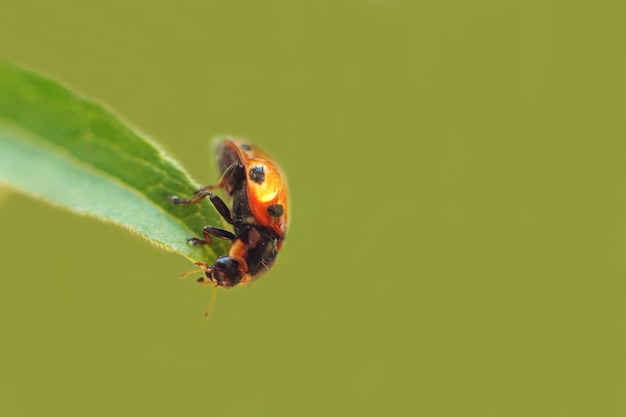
[180,269,201,279]
[204,284,219,317]
[181,262,210,279]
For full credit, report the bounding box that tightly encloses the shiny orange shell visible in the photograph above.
[221,139,288,239]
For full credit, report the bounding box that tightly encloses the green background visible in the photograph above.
[1,1,625,416]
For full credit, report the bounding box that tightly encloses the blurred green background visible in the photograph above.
[1,1,625,416]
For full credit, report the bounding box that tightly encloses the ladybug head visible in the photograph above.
[207,256,244,288]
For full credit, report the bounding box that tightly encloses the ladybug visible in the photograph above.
[169,138,288,311]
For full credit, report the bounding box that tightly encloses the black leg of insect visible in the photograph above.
[168,190,234,224]
[193,163,239,192]
[169,185,238,315]
[187,225,237,246]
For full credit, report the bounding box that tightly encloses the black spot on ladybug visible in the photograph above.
[249,166,265,184]
[267,204,284,217]
[240,143,252,150]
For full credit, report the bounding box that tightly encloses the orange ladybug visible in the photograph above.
[170,138,288,304]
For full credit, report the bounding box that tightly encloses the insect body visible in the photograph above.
[170,139,288,295]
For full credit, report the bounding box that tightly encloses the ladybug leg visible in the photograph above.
[202,226,237,241]
[169,191,234,224]
[188,226,237,246]
[193,163,238,193]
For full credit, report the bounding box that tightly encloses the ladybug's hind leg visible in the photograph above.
[188,225,237,246]
[193,163,238,193]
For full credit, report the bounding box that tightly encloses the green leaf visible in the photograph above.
[0,61,229,262]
